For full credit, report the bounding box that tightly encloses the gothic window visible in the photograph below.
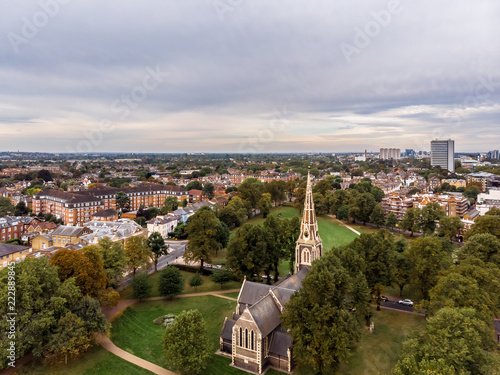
[245,329,249,348]
[239,327,242,346]
[251,330,254,350]
[302,249,310,264]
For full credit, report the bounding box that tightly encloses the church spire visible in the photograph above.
[295,171,323,273]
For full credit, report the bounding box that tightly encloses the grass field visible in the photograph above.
[119,270,241,300]
[110,296,244,374]
[16,345,153,375]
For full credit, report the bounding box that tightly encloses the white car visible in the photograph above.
[398,299,414,307]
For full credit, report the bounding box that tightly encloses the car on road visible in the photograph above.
[381,295,389,302]
[398,299,414,307]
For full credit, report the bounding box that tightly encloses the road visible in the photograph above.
[121,240,187,287]
[380,299,414,313]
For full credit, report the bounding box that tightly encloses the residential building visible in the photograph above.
[441,178,467,189]
[381,193,414,220]
[92,209,119,222]
[0,243,32,268]
[379,148,401,160]
[189,189,203,203]
[147,215,178,238]
[219,172,321,374]
[467,172,499,192]
[431,139,455,172]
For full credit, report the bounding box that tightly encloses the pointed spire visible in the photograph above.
[298,171,320,242]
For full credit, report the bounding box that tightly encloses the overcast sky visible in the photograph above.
[1,0,499,153]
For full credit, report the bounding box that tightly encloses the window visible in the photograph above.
[251,331,254,350]
[239,328,242,346]
[245,329,248,348]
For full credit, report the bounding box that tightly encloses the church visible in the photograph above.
[219,172,323,374]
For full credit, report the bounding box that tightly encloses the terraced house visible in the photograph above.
[32,184,188,225]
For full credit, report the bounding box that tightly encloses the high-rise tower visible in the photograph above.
[295,172,323,273]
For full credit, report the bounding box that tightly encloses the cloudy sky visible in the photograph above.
[0,0,499,153]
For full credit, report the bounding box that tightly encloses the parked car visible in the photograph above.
[381,295,389,302]
[398,299,414,307]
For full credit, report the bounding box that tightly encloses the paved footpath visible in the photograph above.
[328,214,362,235]
[96,289,240,374]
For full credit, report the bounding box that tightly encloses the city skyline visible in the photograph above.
[1,1,499,153]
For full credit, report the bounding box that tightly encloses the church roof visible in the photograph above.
[269,331,292,357]
[238,280,273,306]
[274,267,308,290]
[270,287,296,307]
[249,294,282,337]
[221,318,236,341]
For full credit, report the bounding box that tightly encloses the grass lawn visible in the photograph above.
[16,345,153,375]
[267,309,424,375]
[119,270,241,300]
[111,296,247,374]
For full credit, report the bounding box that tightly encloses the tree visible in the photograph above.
[50,248,108,297]
[0,196,14,216]
[218,196,248,229]
[393,240,410,297]
[350,192,376,223]
[211,268,232,289]
[182,198,188,207]
[258,192,272,218]
[161,196,179,214]
[400,207,422,236]
[238,177,264,213]
[14,201,28,215]
[147,232,169,272]
[132,272,152,301]
[370,185,385,202]
[464,214,500,240]
[330,189,349,215]
[385,212,398,230]
[369,203,385,227]
[394,307,499,375]
[264,180,286,206]
[405,237,452,300]
[215,221,230,256]
[98,287,120,308]
[281,253,361,373]
[421,203,445,234]
[437,216,464,240]
[282,217,301,274]
[115,191,130,212]
[486,207,500,217]
[464,185,482,203]
[459,233,500,266]
[162,309,211,375]
[185,181,203,191]
[158,266,184,298]
[227,224,268,280]
[313,179,332,196]
[124,236,150,274]
[37,169,53,182]
[336,204,350,221]
[293,187,306,213]
[184,208,221,271]
[94,238,128,287]
[189,272,203,292]
[202,183,215,199]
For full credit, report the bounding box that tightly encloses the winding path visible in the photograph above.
[97,289,240,374]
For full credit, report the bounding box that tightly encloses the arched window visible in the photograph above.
[302,249,310,264]
[251,331,254,350]
[239,327,242,346]
[245,329,249,348]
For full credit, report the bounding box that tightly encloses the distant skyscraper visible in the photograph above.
[431,139,455,172]
[405,149,416,158]
[488,150,499,159]
[379,148,401,160]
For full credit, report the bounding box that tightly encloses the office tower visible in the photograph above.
[431,139,455,172]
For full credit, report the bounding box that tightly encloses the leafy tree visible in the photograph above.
[115,191,130,212]
[464,185,482,203]
[405,237,452,300]
[0,196,14,216]
[421,202,445,234]
[124,236,150,274]
[393,240,410,297]
[293,187,306,214]
[215,221,230,256]
[98,287,120,308]
[184,208,221,271]
[225,186,238,194]
[50,248,108,297]
[264,180,286,206]
[394,307,499,375]
[0,258,81,365]
[459,233,500,266]
[37,169,53,182]
[400,207,422,236]
[189,272,203,292]
[385,212,398,230]
[185,181,203,191]
[329,189,349,215]
[158,266,184,298]
[14,201,28,215]
[202,183,215,199]
[313,179,332,196]
[132,272,152,301]
[171,223,188,239]
[161,196,179,214]
[464,214,500,240]
[282,217,301,274]
[94,238,128,287]
[162,309,211,375]
[370,185,385,202]
[218,196,248,229]
[486,207,500,217]
[281,253,361,373]
[336,204,350,221]
[227,224,268,280]
[182,198,188,207]
[238,177,264,213]
[258,192,272,218]
[369,203,385,227]
[211,268,232,289]
[437,215,464,240]
[147,232,169,272]
[349,192,376,223]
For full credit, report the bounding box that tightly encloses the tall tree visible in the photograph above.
[184,207,222,271]
[0,196,14,216]
[227,224,268,280]
[281,252,361,373]
[158,266,184,298]
[161,196,179,214]
[124,236,150,274]
[437,215,464,239]
[202,182,215,199]
[258,192,272,218]
[115,191,130,212]
[464,214,500,240]
[265,180,286,206]
[369,203,385,227]
[162,309,211,375]
[189,272,203,292]
[400,207,422,236]
[211,268,232,289]
[350,192,376,224]
[147,232,169,272]
[132,272,152,301]
[94,238,128,287]
[385,212,398,230]
[238,177,264,214]
[421,202,445,234]
[459,233,500,266]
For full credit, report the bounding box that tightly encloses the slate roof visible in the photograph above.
[92,209,118,218]
[221,318,236,341]
[51,226,86,237]
[238,281,273,306]
[270,287,296,308]
[249,294,282,337]
[274,267,308,290]
[269,331,292,357]
[0,243,30,257]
